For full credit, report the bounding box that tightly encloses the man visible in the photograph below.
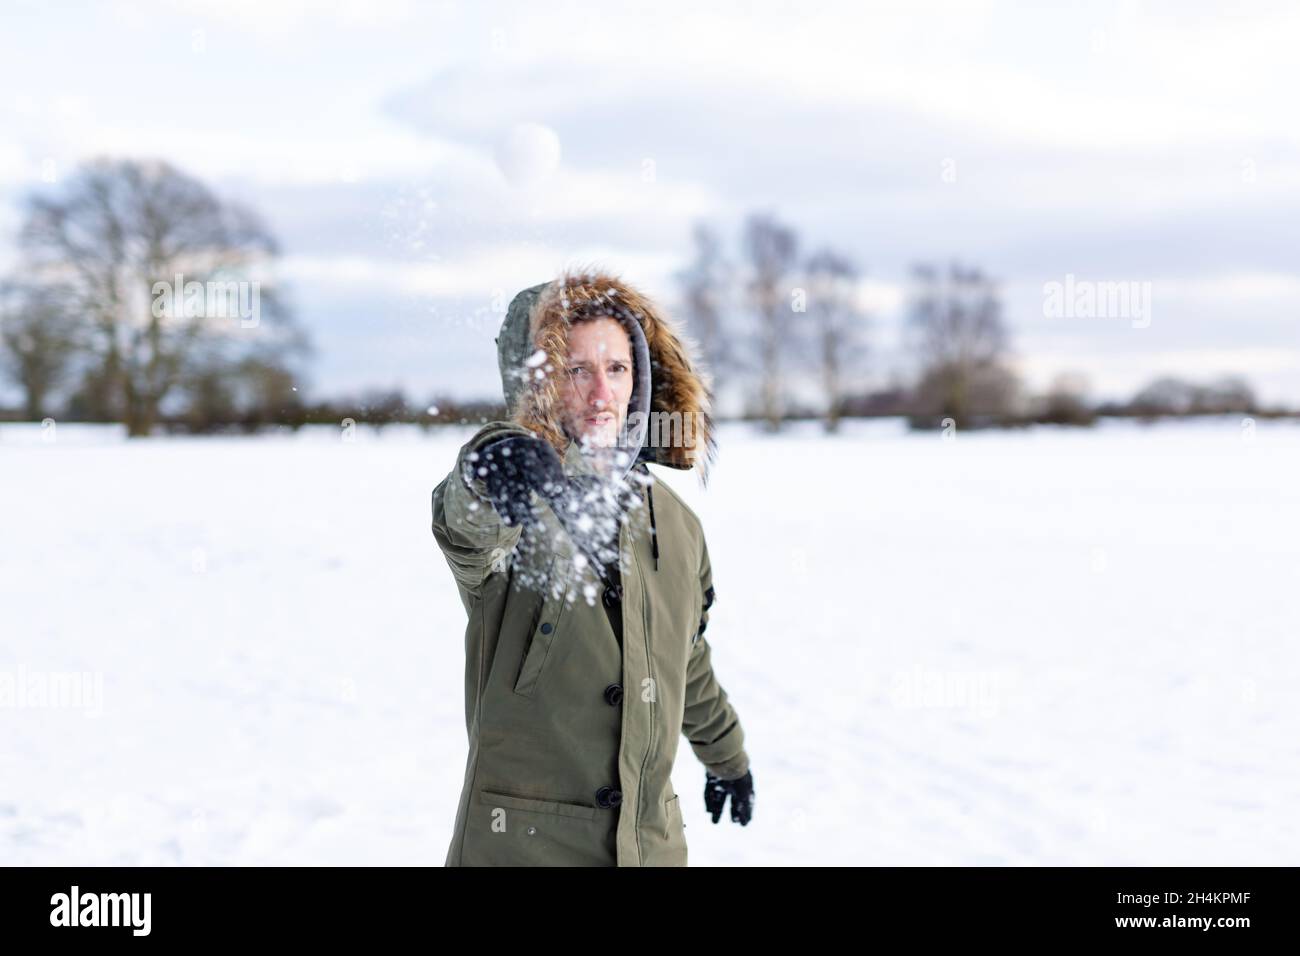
[432,267,755,866]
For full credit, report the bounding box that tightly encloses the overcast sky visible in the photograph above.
[3,0,1299,408]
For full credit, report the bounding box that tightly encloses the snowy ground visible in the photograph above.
[2,416,1298,865]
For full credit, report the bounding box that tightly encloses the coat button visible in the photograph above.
[540,622,553,634]
[603,683,623,706]
[595,786,623,809]
[602,584,623,608]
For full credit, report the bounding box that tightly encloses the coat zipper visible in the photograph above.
[631,488,654,865]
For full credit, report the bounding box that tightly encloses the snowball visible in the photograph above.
[494,122,560,186]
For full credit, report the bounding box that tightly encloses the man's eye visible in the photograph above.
[610,363,628,373]
[569,367,587,376]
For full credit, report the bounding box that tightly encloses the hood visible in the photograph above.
[495,266,717,485]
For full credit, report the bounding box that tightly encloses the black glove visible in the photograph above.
[705,770,754,826]
[475,434,567,527]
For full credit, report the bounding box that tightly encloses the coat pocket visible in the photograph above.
[661,793,688,866]
[513,549,573,698]
[470,787,614,866]
[479,788,599,820]
[664,793,685,835]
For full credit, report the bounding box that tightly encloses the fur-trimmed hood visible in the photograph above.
[496,266,717,484]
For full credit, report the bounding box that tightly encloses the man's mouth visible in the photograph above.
[585,413,614,424]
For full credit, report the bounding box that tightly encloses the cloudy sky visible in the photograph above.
[3,0,1299,408]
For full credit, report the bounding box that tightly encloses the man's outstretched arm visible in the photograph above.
[431,421,534,597]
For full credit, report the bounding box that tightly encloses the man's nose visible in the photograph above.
[588,369,614,407]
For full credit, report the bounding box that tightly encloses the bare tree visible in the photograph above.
[1128,376,1196,417]
[1193,375,1256,414]
[804,249,868,433]
[17,157,304,435]
[906,261,1019,429]
[743,212,800,431]
[0,280,80,420]
[1128,374,1256,417]
[674,222,734,396]
[1042,370,1095,425]
[177,336,309,433]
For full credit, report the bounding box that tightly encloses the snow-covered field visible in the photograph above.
[2,417,1298,865]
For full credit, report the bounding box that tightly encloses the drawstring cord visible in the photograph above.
[646,472,659,571]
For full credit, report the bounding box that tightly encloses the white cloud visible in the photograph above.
[279,245,688,301]
[405,1,1300,151]
[1159,273,1300,302]
[111,0,432,36]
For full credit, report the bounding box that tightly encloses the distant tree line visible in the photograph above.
[1,164,1293,434]
[0,385,506,433]
[674,213,1295,431]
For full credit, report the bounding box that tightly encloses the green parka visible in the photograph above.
[432,269,750,866]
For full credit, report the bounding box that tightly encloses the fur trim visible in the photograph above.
[510,265,717,483]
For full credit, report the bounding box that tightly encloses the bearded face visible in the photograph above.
[559,317,634,448]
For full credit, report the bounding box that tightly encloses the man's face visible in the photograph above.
[560,317,634,447]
